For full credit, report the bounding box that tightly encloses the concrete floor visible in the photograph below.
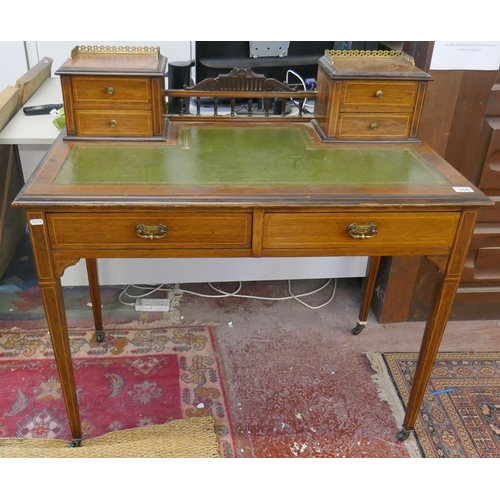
[164,277,500,458]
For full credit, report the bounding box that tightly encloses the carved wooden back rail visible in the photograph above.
[164,68,317,121]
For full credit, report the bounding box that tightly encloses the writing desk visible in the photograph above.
[13,120,492,446]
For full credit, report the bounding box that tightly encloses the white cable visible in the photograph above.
[118,282,166,306]
[285,69,308,108]
[119,278,337,310]
[288,278,337,310]
[187,278,338,309]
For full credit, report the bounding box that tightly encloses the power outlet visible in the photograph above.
[135,298,170,312]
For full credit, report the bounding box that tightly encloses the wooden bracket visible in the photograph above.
[54,257,80,279]
[426,255,449,275]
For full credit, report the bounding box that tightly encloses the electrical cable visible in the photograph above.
[285,69,310,108]
[118,278,338,310]
[118,282,167,306]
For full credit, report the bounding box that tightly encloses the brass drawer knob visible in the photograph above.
[370,123,378,131]
[136,223,167,240]
[375,90,384,98]
[347,222,378,239]
[107,86,115,95]
[110,120,118,128]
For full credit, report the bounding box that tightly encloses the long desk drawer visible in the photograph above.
[263,212,460,253]
[47,212,252,249]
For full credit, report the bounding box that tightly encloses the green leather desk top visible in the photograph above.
[54,126,446,187]
[15,122,491,209]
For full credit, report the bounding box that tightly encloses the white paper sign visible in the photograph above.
[430,41,500,70]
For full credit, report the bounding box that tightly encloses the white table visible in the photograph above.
[0,77,62,145]
[0,78,62,181]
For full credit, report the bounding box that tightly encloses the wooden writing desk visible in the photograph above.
[13,120,492,446]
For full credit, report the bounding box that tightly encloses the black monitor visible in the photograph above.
[194,41,385,88]
[195,41,337,86]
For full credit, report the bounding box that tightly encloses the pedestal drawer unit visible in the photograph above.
[313,50,432,143]
[56,46,168,140]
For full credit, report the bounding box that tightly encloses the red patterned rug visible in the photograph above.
[368,352,500,458]
[0,324,235,457]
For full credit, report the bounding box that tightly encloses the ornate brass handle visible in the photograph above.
[370,123,378,130]
[347,223,378,239]
[375,90,384,98]
[107,86,115,95]
[136,223,167,240]
[110,120,118,128]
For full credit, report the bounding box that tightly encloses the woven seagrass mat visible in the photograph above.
[0,416,220,458]
[367,352,500,458]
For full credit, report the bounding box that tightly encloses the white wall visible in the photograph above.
[0,42,29,90]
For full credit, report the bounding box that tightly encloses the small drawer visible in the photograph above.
[337,114,411,139]
[340,81,417,112]
[47,212,253,250]
[72,76,151,104]
[75,110,153,137]
[263,212,460,254]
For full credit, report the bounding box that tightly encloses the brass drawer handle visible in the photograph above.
[375,90,384,98]
[107,86,115,95]
[136,223,167,240]
[370,123,378,130]
[110,120,118,128]
[348,223,378,239]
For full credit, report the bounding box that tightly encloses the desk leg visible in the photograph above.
[398,210,477,441]
[40,281,82,446]
[352,256,381,335]
[86,258,104,343]
[26,211,83,446]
